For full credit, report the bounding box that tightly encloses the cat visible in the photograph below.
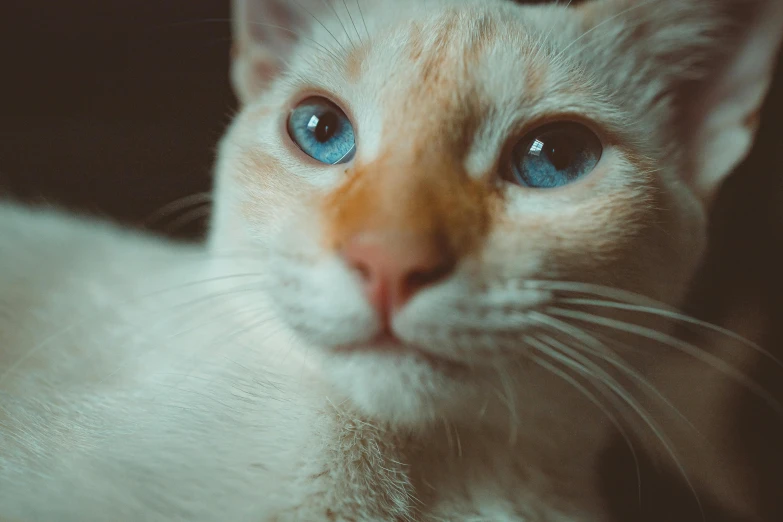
[1,0,782,520]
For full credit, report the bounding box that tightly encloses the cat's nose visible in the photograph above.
[342,234,456,318]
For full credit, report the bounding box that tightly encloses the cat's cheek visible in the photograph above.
[261,236,381,344]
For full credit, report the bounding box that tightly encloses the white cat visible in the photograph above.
[2,0,782,520]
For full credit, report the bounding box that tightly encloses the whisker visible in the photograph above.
[319,0,355,48]
[442,418,455,456]
[132,271,271,301]
[246,20,343,63]
[525,280,666,308]
[529,312,700,434]
[356,0,370,41]
[142,192,212,228]
[0,272,272,386]
[553,0,658,62]
[186,311,288,369]
[494,361,520,446]
[341,0,363,45]
[534,0,574,62]
[555,297,783,369]
[528,333,704,520]
[162,205,211,234]
[528,333,659,438]
[549,307,783,417]
[154,308,292,402]
[96,289,277,386]
[528,279,781,371]
[291,0,349,53]
[529,352,642,506]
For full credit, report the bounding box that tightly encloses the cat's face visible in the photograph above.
[210,0,782,427]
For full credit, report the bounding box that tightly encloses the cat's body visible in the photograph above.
[1,0,782,520]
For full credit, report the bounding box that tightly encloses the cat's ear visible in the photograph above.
[584,0,783,203]
[684,1,783,202]
[230,0,320,104]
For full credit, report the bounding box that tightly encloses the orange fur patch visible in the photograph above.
[345,44,370,82]
[419,14,459,84]
[320,151,493,261]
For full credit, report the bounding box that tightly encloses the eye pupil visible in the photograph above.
[314,112,338,142]
[545,137,576,171]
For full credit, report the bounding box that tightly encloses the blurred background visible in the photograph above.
[0,1,781,521]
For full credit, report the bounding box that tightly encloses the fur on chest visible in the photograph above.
[288,409,602,522]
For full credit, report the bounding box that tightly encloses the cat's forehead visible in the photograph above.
[344,2,572,99]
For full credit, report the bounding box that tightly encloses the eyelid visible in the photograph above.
[285,90,357,133]
[512,115,609,148]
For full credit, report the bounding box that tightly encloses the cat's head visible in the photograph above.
[210,0,783,428]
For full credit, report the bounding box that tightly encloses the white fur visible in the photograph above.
[2,0,782,520]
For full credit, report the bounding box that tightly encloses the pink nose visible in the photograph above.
[341,234,455,321]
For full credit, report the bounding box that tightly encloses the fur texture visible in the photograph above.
[1,0,782,520]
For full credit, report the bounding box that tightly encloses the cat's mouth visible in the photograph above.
[333,332,468,373]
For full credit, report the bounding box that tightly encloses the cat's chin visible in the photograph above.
[319,341,484,428]
[334,334,469,374]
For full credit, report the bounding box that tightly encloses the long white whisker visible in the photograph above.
[442,418,455,456]
[535,0,574,62]
[291,0,349,53]
[246,20,343,63]
[528,334,663,439]
[0,272,271,386]
[529,351,642,506]
[155,311,292,403]
[494,361,519,446]
[525,280,666,308]
[97,292,277,386]
[553,0,658,62]
[556,297,783,369]
[163,205,211,234]
[549,307,783,416]
[527,334,704,520]
[529,311,700,434]
[143,192,212,227]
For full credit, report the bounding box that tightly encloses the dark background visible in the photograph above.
[0,1,781,521]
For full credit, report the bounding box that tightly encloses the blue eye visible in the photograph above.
[287,97,356,164]
[509,122,602,188]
